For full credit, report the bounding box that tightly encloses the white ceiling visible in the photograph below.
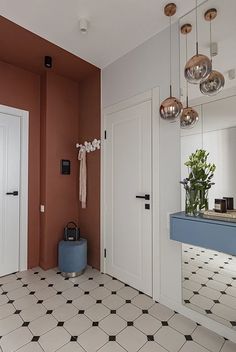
[0,0,205,68]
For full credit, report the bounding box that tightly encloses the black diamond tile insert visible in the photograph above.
[196,323,201,326]
[17,278,22,281]
[220,291,226,295]
[112,277,117,280]
[224,262,229,265]
[139,291,144,295]
[111,310,116,314]
[64,278,69,281]
[109,336,116,341]
[97,300,102,304]
[88,278,93,280]
[84,291,89,295]
[184,278,189,281]
[57,322,64,327]
[198,266,203,269]
[32,336,40,342]
[8,300,14,304]
[99,284,104,287]
[204,262,209,265]
[208,277,213,280]
[184,262,188,264]
[201,284,207,287]
[191,272,196,274]
[219,266,224,269]
[196,254,200,256]
[193,292,199,295]
[40,278,46,281]
[142,310,148,314]
[205,310,212,314]
[14,310,21,314]
[226,284,232,287]
[70,336,78,342]
[185,335,193,341]
[57,291,62,295]
[174,311,179,314]
[228,257,233,260]
[78,310,85,314]
[112,291,117,295]
[29,291,35,295]
[127,321,133,326]
[214,300,220,304]
[230,321,236,326]
[46,310,53,314]
[184,300,190,304]
[125,284,130,287]
[161,321,168,326]
[2,292,8,295]
[147,335,154,341]
[57,271,61,274]
[67,300,73,304]
[34,272,39,274]
[74,284,79,287]
[214,272,219,274]
[201,250,205,252]
[22,322,29,327]
[48,284,53,287]
[93,322,99,326]
[37,300,43,304]
[126,300,131,304]
[22,284,28,287]
[232,278,236,280]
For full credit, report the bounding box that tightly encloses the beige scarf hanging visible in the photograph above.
[78,148,87,209]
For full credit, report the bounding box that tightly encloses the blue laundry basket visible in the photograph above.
[58,238,87,278]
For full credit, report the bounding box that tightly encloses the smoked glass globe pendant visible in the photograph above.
[180,24,199,128]
[160,3,183,121]
[184,1,212,84]
[200,8,225,96]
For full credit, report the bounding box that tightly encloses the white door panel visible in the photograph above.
[0,113,20,277]
[105,100,152,295]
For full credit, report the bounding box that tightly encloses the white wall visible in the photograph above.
[102,24,236,342]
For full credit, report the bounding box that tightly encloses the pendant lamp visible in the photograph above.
[160,3,183,121]
[185,0,212,84]
[200,8,225,95]
[180,24,199,128]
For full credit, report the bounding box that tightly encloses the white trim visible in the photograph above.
[101,88,160,299]
[0,104,29,272]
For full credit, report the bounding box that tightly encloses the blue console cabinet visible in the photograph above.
[170,212,236,255]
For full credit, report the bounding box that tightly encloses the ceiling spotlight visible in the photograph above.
[79,18,89,34]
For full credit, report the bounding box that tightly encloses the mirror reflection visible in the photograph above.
[181,95,236,329]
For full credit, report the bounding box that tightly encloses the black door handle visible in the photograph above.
[136,194,150,200]
[6,191,18,196]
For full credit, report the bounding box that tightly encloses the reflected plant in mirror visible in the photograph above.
[181,149,216,216]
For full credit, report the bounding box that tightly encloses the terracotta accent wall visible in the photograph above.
[78,71,101,270]
[40,72,80,269]
[0,61,41,268]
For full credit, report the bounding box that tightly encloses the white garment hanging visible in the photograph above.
[78,148,87,209]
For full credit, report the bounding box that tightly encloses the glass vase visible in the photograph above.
[185,188,209,216]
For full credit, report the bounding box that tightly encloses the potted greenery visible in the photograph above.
[181,149,216,216]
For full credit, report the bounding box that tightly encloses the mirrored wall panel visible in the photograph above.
[181,94,236,329]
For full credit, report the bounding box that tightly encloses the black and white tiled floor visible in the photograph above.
[183,244,236,330]
[0,267,235,352]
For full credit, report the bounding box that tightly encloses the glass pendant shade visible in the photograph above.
[200,70,225,95]
[160,3,183,121]
[199,9,225,96]
[180,107,199,128]
[185,54,212,84]
[160,96,183,121]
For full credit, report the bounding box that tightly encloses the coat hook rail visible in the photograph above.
[76,139,101,153]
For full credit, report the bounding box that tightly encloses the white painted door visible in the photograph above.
[0,113,21,277]
[104,100,152,295]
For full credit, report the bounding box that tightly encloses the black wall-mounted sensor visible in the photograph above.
[44,56,52,68]
[61,160,71,175]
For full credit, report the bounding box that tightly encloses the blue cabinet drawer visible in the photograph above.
[170,212,236,255]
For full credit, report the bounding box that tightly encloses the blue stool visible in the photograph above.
[58,239,87,278]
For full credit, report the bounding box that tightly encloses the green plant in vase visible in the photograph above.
[181,149,216,216]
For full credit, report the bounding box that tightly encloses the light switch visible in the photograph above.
[40,205,45,213]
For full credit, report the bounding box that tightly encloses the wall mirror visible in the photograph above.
[179,0,236,330]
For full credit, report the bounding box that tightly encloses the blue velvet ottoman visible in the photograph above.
[58,239,87,278]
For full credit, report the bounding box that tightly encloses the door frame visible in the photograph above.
[101,87,161,300]
[0,104,29,272]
